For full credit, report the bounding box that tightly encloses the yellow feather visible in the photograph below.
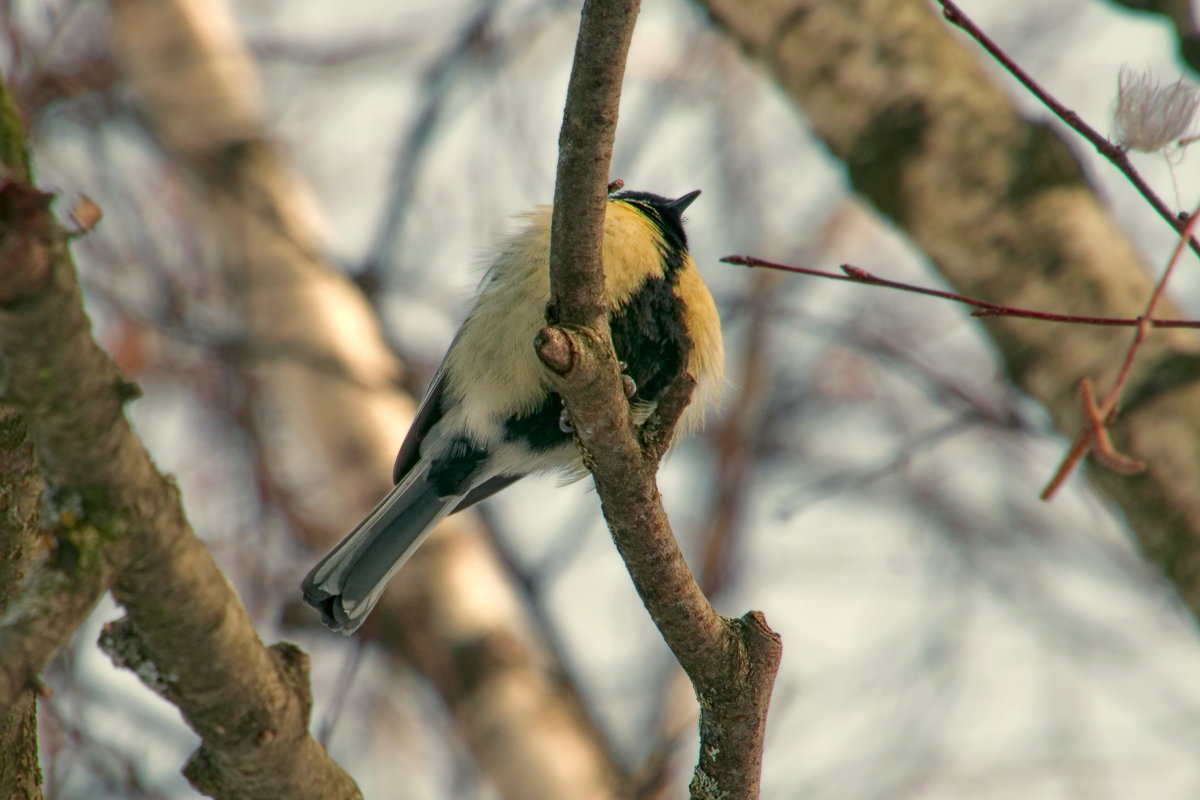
[443,199,723,443]
[674,252,725,435]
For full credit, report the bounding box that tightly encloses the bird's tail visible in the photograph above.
[302,462,463,633]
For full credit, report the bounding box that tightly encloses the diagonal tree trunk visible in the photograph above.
[0,79,361,800]
[697,0,1200,615]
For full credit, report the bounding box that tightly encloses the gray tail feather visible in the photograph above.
[302,463,464,633]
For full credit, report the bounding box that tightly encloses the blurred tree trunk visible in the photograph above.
[698,0,1200,614]
[108,0,626,797]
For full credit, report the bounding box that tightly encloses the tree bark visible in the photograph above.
[543,2,782,798]
[0,89,44,799]
[0,76,360,799]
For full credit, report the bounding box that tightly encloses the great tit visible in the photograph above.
[302,189,724,633]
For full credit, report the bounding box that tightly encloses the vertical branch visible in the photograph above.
[547,0,639,328]
[541,3,782,799]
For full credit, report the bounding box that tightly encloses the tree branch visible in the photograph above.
[726,256,1200,329]
[542,3,782,798]
[548,0,639,329]
[0,80,359,799]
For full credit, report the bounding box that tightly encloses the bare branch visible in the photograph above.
[936,0,1200,260]
[1041,200,1200,497]
[548,0,639,329]
[726,256,1200,329]
[544,3,782,797]
[0,389,45,798]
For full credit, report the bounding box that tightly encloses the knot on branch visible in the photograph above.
[534,326,578,375]
[0,177,58,305]
[737,610,783,660]
[535,324,621,458]
[183,746,230,798]
[534,324,616,384]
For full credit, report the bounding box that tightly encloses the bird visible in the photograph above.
[302,188,724,633]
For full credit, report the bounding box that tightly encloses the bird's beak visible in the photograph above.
[667,190,701,214]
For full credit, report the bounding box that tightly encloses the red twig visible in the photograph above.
[727,194,1200,499]
[722,256,1200,329]
[734,1,1200,506]
[1040,199,1200,498]
[935,0,1200,261]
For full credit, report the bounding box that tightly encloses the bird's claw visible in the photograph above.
[617,362,637,399]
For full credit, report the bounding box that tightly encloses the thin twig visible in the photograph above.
[723,256,1200,329]
[727,194,1200,498]
[545,2,781,798]
[936,0,1200,261]
[1040,198,1200,498]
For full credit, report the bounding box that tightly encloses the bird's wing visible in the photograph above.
[393,366,449,484]
[451,473,523,513]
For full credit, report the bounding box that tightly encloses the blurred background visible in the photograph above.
[5,0,1200,797]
